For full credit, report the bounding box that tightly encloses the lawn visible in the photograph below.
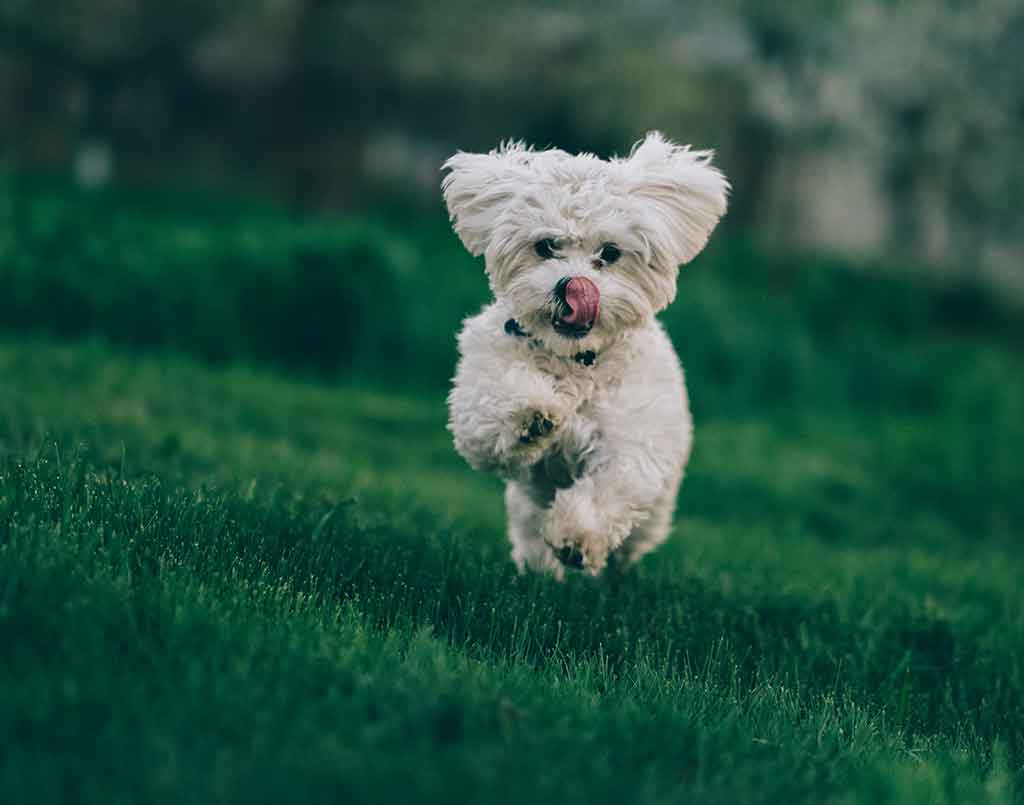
[1,180,1022,803]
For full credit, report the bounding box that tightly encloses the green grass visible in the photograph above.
[3,339,1022,804]
[1,179,1023,803]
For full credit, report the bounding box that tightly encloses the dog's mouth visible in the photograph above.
[551,315,593,339]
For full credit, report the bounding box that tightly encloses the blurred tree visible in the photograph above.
[0,0,229,172]
[745,0,1024,288]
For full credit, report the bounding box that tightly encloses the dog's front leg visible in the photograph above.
[448,359,569,479]
[543,456,664,576]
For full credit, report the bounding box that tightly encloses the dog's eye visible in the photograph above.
[599,243,622,264]
[534,238,557,259]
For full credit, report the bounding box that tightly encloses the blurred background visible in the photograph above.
[3,0,1022,291]
[0,0,1022,413]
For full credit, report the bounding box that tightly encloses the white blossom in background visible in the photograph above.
[73,139,114,189]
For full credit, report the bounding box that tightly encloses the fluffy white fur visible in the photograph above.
[443,132,729,577]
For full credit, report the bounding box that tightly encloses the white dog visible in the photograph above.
[443,132,728,578]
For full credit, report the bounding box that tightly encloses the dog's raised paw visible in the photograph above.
[520,411,555,443]
[500,409,562,474]
[518,411,557,445]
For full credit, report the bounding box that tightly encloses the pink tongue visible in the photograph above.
[561,277,600,326]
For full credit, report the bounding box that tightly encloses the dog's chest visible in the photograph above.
[529,347,627,406]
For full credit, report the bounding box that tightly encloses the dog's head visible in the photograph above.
[442,132,729,356]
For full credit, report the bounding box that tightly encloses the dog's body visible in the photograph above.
[444,133,728,577]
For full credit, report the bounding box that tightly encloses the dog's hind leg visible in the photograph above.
[542,451,684,576]
[505,482,565,579]
[617,490,677,567]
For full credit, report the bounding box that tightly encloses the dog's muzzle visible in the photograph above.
[553,276,600,338]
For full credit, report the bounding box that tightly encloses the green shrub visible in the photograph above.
[0,177,486,384]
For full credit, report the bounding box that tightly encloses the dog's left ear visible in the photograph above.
[441,144,530,257]
[622,131,730,267]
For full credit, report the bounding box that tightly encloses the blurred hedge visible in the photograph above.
[2,175,1020,418]
[0,177,487,386]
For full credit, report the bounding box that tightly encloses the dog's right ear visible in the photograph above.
[441,144,528,256]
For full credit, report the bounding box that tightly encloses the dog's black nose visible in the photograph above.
[554,276,571,302]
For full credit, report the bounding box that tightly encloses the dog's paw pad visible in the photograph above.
[519,412,556,444]
[554,544,584,570]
